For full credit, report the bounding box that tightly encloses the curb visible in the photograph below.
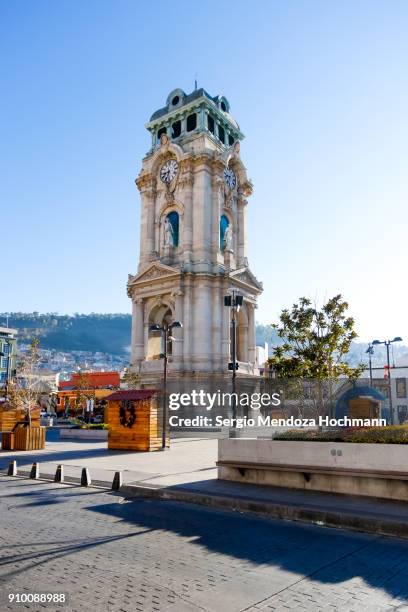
[118,483,408,539]
[2,468,408,539]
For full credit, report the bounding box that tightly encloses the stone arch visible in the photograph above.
[223,145,251,192]
[158,203,183,251]
[150,140,184,178]
[158,198,184,220]
[218,96,230,113]
[146,301,175,359]
[220,213,232,251]
[166,88,186,108]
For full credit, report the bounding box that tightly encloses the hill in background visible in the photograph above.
[2,312,407,368]
[2,313,131,355]
[2,312,277,356]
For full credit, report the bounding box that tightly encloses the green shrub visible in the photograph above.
[273,425,408,444]
[80,423,109,430]
[346,425,408,444]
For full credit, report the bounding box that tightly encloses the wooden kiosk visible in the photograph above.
[0,406,45,451]
[105,390,168,451]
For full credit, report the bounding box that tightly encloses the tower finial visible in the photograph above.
[194,73,198,90]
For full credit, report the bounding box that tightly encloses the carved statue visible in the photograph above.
[224,224,233,251]
[164,217,174,247]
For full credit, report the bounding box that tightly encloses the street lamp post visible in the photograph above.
[366,343,374,387]
[224,290,243,431]
[0,351,4,397]
[372,337,403,425]
[149,320,182,450]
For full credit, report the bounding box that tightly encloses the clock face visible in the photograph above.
[160,159,178,183]
[224,167,236,189]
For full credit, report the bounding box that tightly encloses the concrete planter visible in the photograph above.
[217,439,408,501]
[59,428,108,441]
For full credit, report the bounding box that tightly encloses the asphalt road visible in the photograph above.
[1,477,408,612]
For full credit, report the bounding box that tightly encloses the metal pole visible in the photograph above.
[368,344,373,387]
[162,326,168,450]
[4,340,11,400]
[231,313,237,419]
[5,342,10,380]
[231,293,237,422]
[386,342,393,425]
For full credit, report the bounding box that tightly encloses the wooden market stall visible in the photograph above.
[0,405,45,450]
[105,389,167,451]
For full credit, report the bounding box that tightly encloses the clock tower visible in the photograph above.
[127,87,263,382]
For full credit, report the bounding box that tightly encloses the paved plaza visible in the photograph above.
[1,476,408,612]
[2,430,408,540]
[0,430,218,487]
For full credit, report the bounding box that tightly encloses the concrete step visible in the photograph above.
[118,478,408,539]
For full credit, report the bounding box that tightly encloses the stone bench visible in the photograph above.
[217,459,408,481]
[217,439,408,501]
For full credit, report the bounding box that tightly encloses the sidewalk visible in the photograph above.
[1,430,408,539]
[0,430,219,486]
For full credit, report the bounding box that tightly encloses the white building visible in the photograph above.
[255,343,269,375]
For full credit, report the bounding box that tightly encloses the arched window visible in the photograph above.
[218,125,225,144]
[148,306,174,359]
[220,214,229,251]
[207,115,215,134]
[172,120,181,138]
[187,113,197,131]
[166,211,179,247]
[157,127,167,143]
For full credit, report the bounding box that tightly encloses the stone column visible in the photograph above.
[144,322,150,360]
[192,157,212,271]
[172,291,184,370]
[147,188,156,259]
[247,303,256,366]
[199,106,207,130]
[237,195,247,268]
[238,320,248,363]
[212,279,223,371]
[193,278,213,371]
[131,298,145,368]
[181,163,194,267]
[137,189,148,269]
[138,186,156,268]
[211,172,223,264]
[182,275,193,366]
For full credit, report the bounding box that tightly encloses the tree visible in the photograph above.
[74,371,95,419]
[7,338,41,426]
[121,368,140,389]
[268,295,364,418]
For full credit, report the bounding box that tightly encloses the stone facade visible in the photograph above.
[127,88,263,381]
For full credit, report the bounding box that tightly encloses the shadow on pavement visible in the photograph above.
[86,494,408,602]
[0,529,156,582]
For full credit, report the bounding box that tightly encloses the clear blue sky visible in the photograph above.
[1,0,408,342]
